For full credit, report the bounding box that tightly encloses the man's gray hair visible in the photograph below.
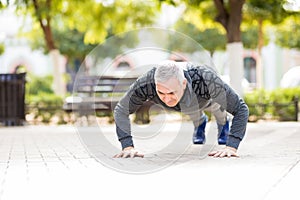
[154,60,185,84]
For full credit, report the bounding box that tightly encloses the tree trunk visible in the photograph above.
[32,0,66,96]
[227,42,244,96]
[214,0,245,96]
[256,18,264,89]
[32,0,56,50]
[49,50,66,96]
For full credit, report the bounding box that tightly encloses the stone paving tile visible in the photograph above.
[0,122,299,200]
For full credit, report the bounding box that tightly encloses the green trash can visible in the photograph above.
[0,73,26,126]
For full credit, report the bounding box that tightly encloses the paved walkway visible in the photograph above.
[0,120,299,200]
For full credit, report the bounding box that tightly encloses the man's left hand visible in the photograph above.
[208,146,239,158]
[113,146,144,158]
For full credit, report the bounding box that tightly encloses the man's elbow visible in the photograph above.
[113,104,121,119]
[114,103,130,120]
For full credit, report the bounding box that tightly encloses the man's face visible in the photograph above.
[156,77,186,107]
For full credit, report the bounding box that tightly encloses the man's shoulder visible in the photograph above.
[131,67,156,92]
[186,63,213,71]
[137,67,156,83]
[186,64,205,79]
[131,68,156,98]
[186,64,218,77]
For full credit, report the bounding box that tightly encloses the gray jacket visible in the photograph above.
[114,63,249,150]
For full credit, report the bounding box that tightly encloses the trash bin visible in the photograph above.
[0,73,26,126]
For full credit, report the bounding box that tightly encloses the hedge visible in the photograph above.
[244,87,300,121]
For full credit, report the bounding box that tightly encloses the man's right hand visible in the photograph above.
[113,146,144,158]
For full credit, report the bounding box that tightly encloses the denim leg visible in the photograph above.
[204,102,229,144]
[217,118,230,145]
[192,113,208,144]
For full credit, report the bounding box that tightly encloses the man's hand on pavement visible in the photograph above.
[113,146,144,158]
[208,146,239,158]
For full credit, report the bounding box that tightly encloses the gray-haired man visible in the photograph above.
[113,61,249,158]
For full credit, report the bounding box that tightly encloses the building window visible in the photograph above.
[117,61,130,69]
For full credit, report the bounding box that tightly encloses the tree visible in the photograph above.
[170,0,245,95]
[15,0,76,96]
[0,0,9,9]
[12,0,160,96]
[0,43,4,55]
[173,19,226,56]
[0,1,8,56]
[241,26,259,50]
[243,0,291,89]
[162,0,300,93]
[212,0,245,95]
[275,16,300,50]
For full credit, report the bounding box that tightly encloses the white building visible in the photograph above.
[0,6,52,76]
[213,44,300,91]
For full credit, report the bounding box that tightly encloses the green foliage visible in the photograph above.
[242,26,259,49]
[244,0,290,24]
[241,1,288,50]
[241,25,270,49]
[27,92,63,109]
[26,74,54,95]
[245,87,300,121]
[15,0,160,68]
[269,88,300,103]
[54,29,95,59]
[268,87,300,121]
[25,74,67,124]
[26,92,65,124]
[173,19,226,54]
[0,0,9,9]
[0,43,4,55]
[164,0,297,51]
[199,28,226,53]
[10,0,300,56]
[244,89,270,120]
[89,30,139,60]
[275,16,300,50]
[52,0,159,45]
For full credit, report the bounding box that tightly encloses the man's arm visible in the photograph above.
[201,66,249,156]
[114,69,155,151]
[114,80,147,150]
[223,84,249,149]
[113,146,144,158]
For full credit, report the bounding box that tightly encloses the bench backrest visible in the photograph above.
[74,75,138,97]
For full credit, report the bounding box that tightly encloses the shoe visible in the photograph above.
[217,119,229,145]
[193,115,208,144]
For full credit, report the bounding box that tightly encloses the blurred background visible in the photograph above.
[0,0,300,125]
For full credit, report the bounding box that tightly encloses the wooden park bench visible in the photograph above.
[63,75,152,124]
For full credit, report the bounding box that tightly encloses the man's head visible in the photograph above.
[154,60,187,107]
